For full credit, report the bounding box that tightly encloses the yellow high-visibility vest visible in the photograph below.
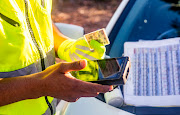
[0,0,56,114]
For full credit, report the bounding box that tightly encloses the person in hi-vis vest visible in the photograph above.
[0,0,112,114]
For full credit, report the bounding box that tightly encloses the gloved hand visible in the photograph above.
[57,37,106,62]
[57,37,106,81]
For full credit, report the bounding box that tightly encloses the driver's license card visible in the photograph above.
[84,28,110,49]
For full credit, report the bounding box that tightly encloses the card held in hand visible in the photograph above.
[84,28,110,49]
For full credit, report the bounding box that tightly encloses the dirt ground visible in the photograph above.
[52,0,121,34]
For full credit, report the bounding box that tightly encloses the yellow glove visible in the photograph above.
[57,37,106,82]
[57,37,106,62]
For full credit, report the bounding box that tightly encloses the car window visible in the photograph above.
[109,0,180,57]
[128,0,180,41]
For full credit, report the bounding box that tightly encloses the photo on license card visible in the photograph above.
[84,28,110,49]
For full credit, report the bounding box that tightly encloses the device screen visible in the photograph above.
[70,57,130,85]
[97,58,120,78]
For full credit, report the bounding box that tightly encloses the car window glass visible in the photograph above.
[121,0,180,41]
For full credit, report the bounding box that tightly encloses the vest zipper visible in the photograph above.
[41,0,45,8]
[24,0,53,114]
[24,0,45,70]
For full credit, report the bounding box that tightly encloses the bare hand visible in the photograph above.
[40,59,113,102]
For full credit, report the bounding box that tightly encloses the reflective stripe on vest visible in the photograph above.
[0,49,55,78]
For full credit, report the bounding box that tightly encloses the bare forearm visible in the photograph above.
[0,73,44,106]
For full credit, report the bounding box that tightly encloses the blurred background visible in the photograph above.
[52,0,122,33]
